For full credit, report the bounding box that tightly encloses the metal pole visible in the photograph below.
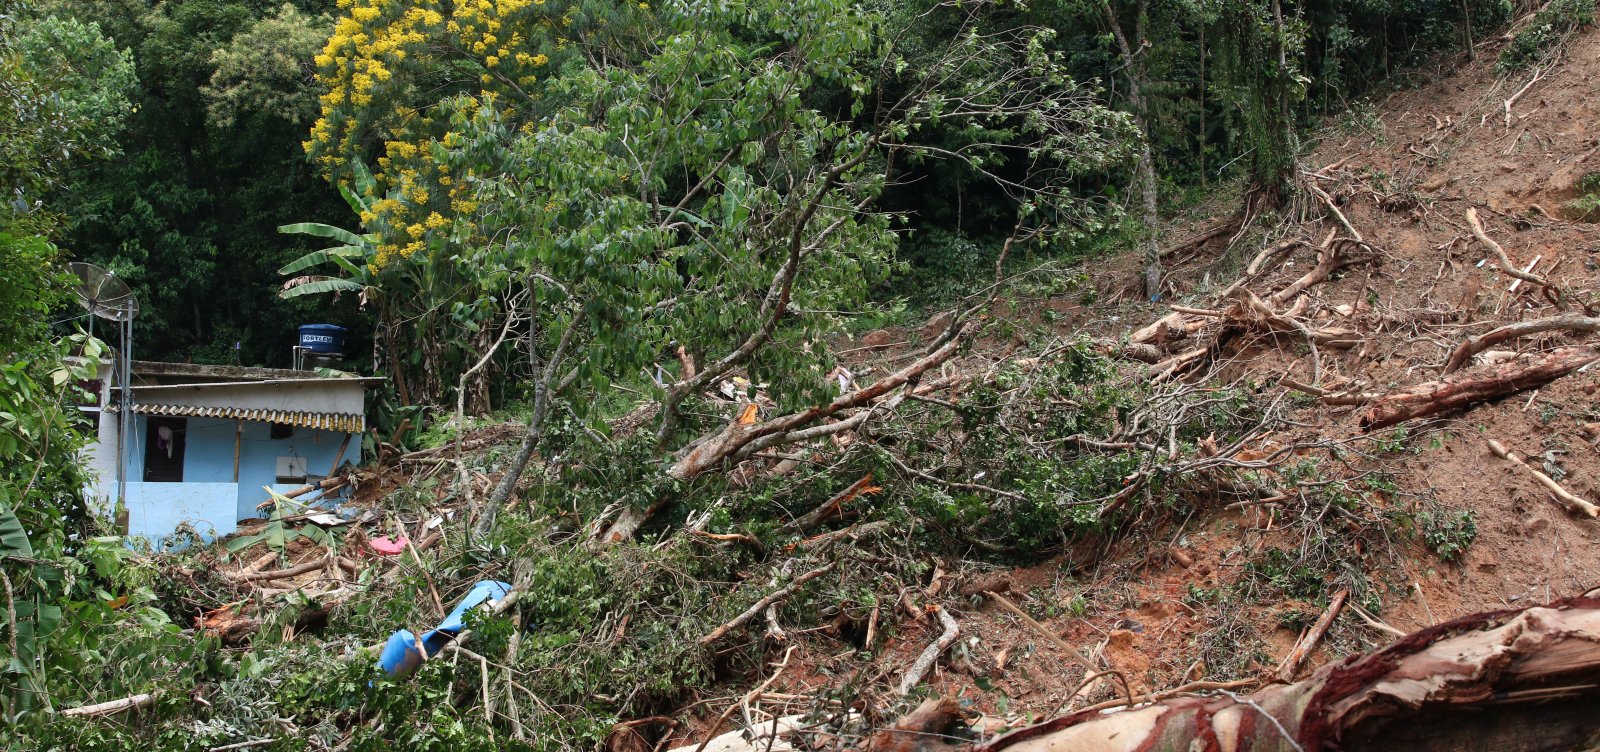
[116,306,132,524]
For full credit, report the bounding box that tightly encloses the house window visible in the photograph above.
[142,417,187,482]
[270,423,294,440]
[275,456,309,485]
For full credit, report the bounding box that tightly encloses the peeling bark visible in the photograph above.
[873,597,1600,752]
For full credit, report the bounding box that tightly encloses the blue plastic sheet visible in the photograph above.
[377,580,512,677]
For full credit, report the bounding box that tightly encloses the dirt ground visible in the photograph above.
[756,23,1600,724]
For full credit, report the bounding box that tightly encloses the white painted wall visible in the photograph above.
[128,379,366,414]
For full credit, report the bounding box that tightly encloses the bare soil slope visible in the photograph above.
[842,23,1600,723]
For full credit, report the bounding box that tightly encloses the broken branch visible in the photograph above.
[1487,439,1600,517]
[1275,588,1349,682]
[897,604,959,695]
[781,474,880,534]
[1466,208,1558,301]
[1270,238,1368,305]
[1442,314,1600,374]
[984,591,1095,671]
[225,559,325,584]
[699,562,835,645]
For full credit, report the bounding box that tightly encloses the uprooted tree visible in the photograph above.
[303,0,1137,539]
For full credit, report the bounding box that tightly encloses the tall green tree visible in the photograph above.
[300,0,1135,534]
[45,0,354,367]
[0,2,141,718]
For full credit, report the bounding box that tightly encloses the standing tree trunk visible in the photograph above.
[1102,0,1162,300]
[1197,25,1206,187]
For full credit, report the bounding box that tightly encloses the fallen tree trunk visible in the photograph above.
[873,596,1600,752]
[597,339,960,545]
[1359,347,1599,431]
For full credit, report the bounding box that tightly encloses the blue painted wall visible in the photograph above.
[121,415,355,544]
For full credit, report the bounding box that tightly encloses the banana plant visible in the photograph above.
[224,488,339,557]
[277,162,378,301]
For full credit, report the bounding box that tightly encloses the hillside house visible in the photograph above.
[83,361,382,543]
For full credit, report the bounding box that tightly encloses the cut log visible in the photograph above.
[872,597,1600,752]
[1359,347,1599,431]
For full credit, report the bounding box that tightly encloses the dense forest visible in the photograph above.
[5,0,1600,749]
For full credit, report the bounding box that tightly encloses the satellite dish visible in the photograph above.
[69,262,139,321]
[66,263,140,528]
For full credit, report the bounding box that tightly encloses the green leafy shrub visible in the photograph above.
[1565,172,1600,221]
[1498,0,1596,72]
[1421,507,1477,562]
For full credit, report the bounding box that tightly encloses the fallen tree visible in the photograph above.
[1359,347,1599,430]
[870,596,1600,752]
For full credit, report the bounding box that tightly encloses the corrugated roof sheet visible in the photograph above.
[105,403,364,433]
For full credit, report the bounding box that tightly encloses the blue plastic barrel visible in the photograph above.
[298,324,348,355]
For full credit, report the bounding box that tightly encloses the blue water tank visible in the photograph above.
[298,324,348,355]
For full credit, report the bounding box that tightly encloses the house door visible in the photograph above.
[143,416,187,482]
